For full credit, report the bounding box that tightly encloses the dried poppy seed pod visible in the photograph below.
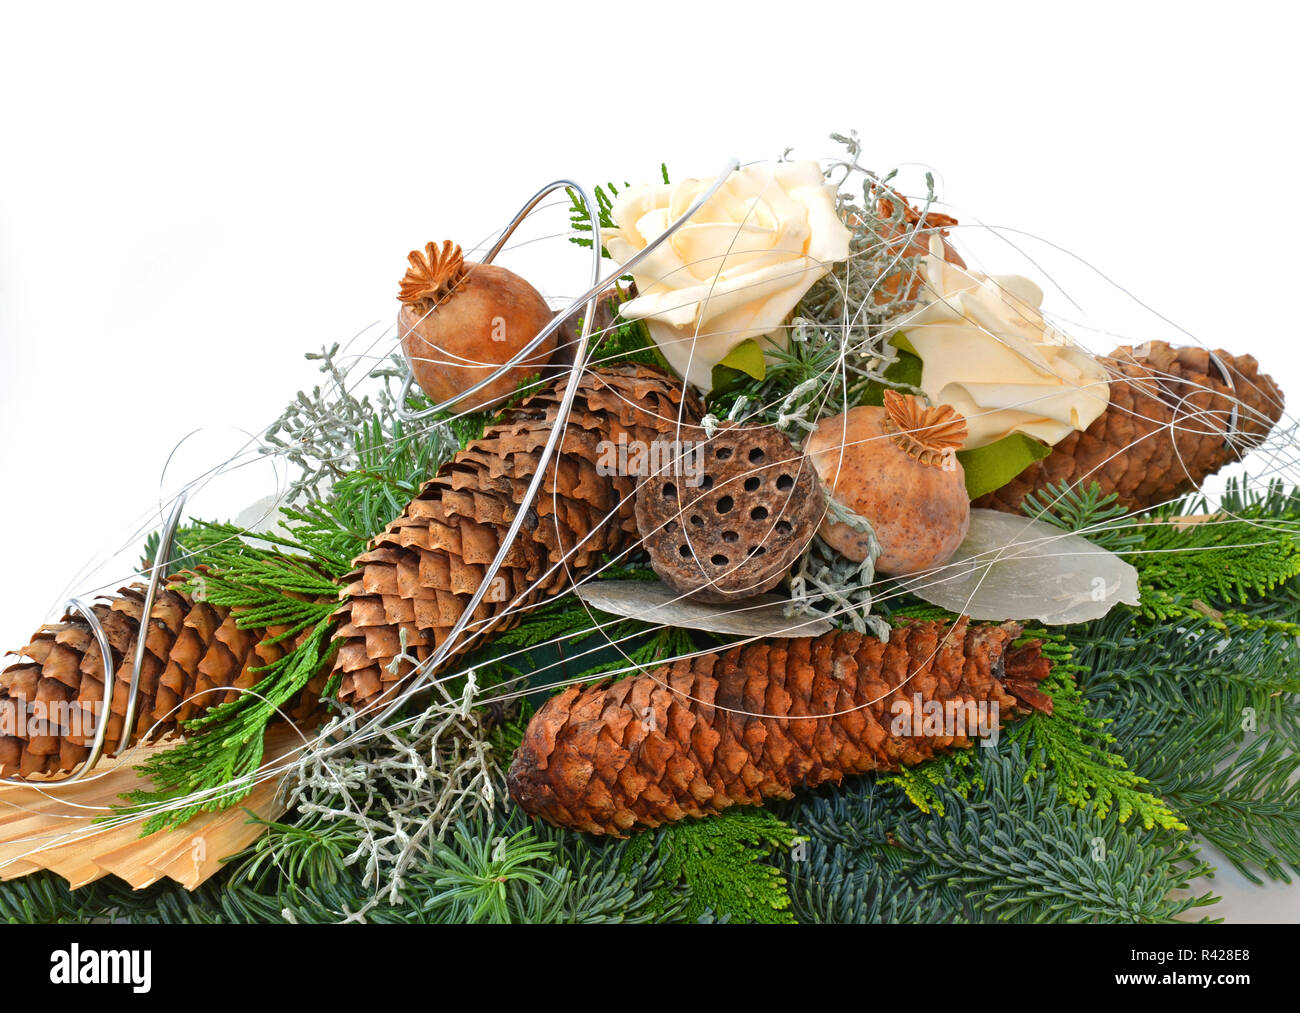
[866,192,965,306]
[806,391,970,575]
[398,240,556,412]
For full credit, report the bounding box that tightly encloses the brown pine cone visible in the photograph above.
[507,618,1051,835]
[0,585,322,778]
[976,341,1285,513]
[332,363,704,707]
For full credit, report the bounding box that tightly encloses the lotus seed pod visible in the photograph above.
[635,423,823,603]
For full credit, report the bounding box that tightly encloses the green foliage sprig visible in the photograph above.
[124,528,345,831]
[1010,632,1184,830]
[623,808,798,923]
[125,377,474,829]
[1019,480,1145,554]
[780,755,1216,924]
[421,826,565,923]
[566,164,669,253]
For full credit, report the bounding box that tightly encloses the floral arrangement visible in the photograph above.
[0,134,1296,925]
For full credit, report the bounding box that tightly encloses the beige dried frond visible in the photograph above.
[0,726,297,890]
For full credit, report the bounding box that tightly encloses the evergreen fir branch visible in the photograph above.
[777,754,1215,923]
[1013,629,1185,830]
[418,825,565,924]
[567,181,624,252]
[1135,734,1300,884]
[237,810,359,890]
[889,762,1216,923]
[879,749,983,817]
[565,622,701,684]
[1132,513,1300,627]
[566,166,668,252]
[1011,659,1186,831]
[778,779,970,924]
[0,874,90,924]
[119,395,490,831]
[1019,481,1145,554]
[1072,607,1300,881]
[590,312,664,369]
[477,569,717,695]
[487,694,534,761]
[140,521,253,577]
[1079,612,1300,743]
[118,524,348,830]
[785,836,966,924]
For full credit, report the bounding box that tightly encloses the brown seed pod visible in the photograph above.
[398,240,556,412]
[635,423,824,603]
[806,391,970,575]
[853,191,965,307]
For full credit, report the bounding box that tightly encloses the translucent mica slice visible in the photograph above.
[900,509,1140,624]
[574,580,834,638]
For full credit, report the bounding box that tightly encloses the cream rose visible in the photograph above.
[601,161,852,390]
[894,237,1111,449]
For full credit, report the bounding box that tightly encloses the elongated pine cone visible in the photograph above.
[507,618,1051,835]
[0,585,323,777]
[332,364,704,707]
[976,341,1285,513]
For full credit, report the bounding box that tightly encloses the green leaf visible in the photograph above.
[710,338,767,394]
[957,432,1052,499]
[890,331,919,356]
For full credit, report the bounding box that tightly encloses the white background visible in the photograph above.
[2,1,1297,918]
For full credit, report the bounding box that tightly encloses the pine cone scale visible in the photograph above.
[0,586,320,778]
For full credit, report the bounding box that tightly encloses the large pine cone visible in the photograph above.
[332,363,703,706]
[507,618,1051,835]
[976,342,1285,513]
